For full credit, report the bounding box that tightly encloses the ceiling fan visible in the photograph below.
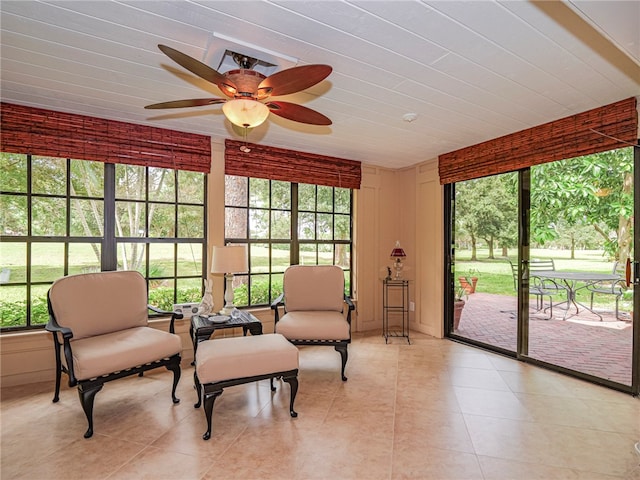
[145,44,332,128]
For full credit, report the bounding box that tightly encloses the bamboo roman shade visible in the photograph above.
[1,103,212,173]
[438,97,638,185]
[225,139,361,189]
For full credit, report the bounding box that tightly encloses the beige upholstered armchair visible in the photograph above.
[46,270,183,438]
[270,265,354,381]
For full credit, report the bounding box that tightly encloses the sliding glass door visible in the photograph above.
[449,171,519,354]
[447,145,639,394]
[525,148,636,388]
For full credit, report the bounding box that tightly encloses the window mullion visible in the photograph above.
[64,158,71,277]
[102,163,116,271]
[291,183,299,265]
[26,155,32,326]
[173,170,179,285]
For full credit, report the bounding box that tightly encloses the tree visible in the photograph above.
[531,147,633,263]
[114,165,178,271]
[70,160,104,260]
[456,180,482,260]
[456,173,518,260]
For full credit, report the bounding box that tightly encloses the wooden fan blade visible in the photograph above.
[259,65,332,97]
[145,98,226,109]
[157,44,237,94]
[267,101,331,125]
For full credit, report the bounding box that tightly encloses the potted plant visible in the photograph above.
[458,268,479,294]
[453,286,467,331]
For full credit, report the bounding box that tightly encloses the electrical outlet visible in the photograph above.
[173,302,200,318]
[409,301,415,312]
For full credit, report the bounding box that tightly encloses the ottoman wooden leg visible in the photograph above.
[282,373,298,418]
[202,387,223,440]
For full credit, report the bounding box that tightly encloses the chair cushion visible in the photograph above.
[275,311,350,341]
[68,326,182,380]
[48,271,149,340]
[196,334,298,384]
[283,265,344,312]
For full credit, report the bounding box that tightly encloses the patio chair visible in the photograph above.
[270,265,355,381]
[46,270,183,438]
[585,261,628,320]
[529,259,568,295]
[509,259,567,319]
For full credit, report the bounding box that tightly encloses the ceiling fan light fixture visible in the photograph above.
[222,99,270,128]
[147,44,332,127]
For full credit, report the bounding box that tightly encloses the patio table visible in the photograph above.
[531,271,622,321]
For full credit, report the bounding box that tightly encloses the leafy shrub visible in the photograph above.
[148,286,201,311]
[176,287,203,304]
[237,277,283,307]
[233,284,248,305]
[1,300,27,327]
[1,297,48,328]
[225,277,284,307]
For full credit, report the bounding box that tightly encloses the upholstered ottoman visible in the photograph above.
[194,333,299,440]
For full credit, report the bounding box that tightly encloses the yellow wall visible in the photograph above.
[414,160,445,338]
[355,159,443,338]
[0,145,444,387]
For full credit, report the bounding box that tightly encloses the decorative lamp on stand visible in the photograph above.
[390,241,407,279]
[211,244,249,315]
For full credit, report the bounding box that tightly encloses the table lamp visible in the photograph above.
[211,244,248,315]
[390,241,407,279]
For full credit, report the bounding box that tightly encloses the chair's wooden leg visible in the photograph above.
[166,358,181,404]
[282,374,298,418]
[335,344,348,381]
[78,383,103,439]
[53,357,62,403]
[202,388,223,441]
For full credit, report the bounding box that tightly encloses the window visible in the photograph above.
[225,175,352,307]
[0,153,207,331]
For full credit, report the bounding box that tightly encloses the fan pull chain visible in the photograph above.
[240,125,251,153]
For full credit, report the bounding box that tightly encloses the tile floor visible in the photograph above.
[2,332,639,480]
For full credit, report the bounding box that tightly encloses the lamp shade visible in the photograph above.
[211,245,248,274]
[390,241,406,258]
[222,99,270,128]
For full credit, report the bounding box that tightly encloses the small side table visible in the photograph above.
[383,278,410,344]
[190,311,263,359]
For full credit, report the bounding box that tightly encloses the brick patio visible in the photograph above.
[455,292,634,385]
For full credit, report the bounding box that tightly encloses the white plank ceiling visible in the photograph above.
[1,1,638,169]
